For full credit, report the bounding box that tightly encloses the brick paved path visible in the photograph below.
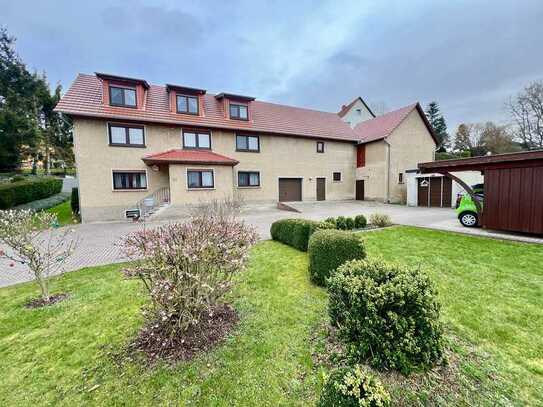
[2,201,541,288]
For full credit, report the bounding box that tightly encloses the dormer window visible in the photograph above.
[230,103,248,120]
[109,85,137,108]
[176,94,199,115]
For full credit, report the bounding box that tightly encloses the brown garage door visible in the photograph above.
[418,176,452,207]
[279,178,302,202]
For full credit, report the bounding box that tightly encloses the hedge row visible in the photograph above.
[324,214,367,230]
[0,177,63,209]
[270,219,333,251]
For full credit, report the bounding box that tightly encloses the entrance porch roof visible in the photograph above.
[142,149,239,166]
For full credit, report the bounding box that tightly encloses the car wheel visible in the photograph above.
[459,212,478,227]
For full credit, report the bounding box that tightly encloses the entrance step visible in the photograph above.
[277,201,301,213]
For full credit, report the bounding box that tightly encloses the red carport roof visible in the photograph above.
[142,149,239,166]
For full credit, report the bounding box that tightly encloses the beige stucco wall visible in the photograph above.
[355,141,386,201]
[387,109,436,203]
[355,109,436,203]
[168,164,234,205]
[73,118,356,222]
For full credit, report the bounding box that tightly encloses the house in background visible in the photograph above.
[55,73,438,222]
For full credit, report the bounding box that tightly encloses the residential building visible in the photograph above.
[54,73,438,222]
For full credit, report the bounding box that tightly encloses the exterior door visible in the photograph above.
[417,178,429,206]
[356,180,364,200]
[430,177,442,207]
[316,178,326,201]
[278,178,302,202]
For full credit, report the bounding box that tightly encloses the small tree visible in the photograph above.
[0,209,78,302]
[121,203,258,348]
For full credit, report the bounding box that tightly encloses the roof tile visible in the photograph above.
[142,149,239,166]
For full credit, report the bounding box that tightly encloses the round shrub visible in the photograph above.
[318,365,390,407]
[316,220,336,231]
[335,216,348,230]
[344,217,355,230]
[308,229,366,286]
[369,213,392,228]
[324,217,336,226]
[328,259,444,374]
[354,214,367,229]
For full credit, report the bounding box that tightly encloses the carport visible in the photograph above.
[419,150,543,235]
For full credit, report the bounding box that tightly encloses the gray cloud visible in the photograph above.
[2,0,542,133]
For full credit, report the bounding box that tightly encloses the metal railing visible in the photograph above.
[135,186,170,219]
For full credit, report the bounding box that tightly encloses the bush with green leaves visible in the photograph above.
[270,218,323,251]
[318,365,390,407]
[308,229,366,286]
[71,187,79,215]
[328,258,444,374]
[0,177,62,209]
[324,217,336,226]
[354,214,367,229]
[335,216,348,230]
[369,213,392,228]
[344,217,355,230]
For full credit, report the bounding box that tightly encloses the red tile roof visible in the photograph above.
[142,149,239,166]
[353,103,438,145]
[55,74,358,142]
[55,73,436,145]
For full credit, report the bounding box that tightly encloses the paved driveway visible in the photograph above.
[1,200,541,287]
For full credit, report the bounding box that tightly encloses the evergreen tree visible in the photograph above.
[0,27,41,170]
[0,27,72,171]
[425,101,449,152]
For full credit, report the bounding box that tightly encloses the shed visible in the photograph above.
[419,150,543,235]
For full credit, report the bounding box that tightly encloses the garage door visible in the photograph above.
[417,176,452,207]
[278,178,302,202]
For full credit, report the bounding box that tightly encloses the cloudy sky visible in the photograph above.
[3,0,542,131]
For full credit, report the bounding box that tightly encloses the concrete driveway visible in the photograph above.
[1,200,541,288]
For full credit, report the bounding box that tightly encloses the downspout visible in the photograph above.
[383,138,391,203]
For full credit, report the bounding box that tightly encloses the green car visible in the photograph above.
[455,184,483,227]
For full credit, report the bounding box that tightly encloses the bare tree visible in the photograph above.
[507,81,543,149]
[0,210,78,302]
[454,122,517,156]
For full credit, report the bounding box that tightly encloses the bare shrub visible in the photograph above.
[0,209,78,303]
[121,201,257,356]
[369,213,392,228]
[188,194,245,220]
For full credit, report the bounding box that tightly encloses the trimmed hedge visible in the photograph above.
[328,258,444,374]
[308,229,366,286]
[318,365,390,407]
[270,219,323,251]
[0,177,62,209]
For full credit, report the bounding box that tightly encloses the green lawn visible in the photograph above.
[0,227,541,405]
[362,227,543,405]
[46,200,79,225]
